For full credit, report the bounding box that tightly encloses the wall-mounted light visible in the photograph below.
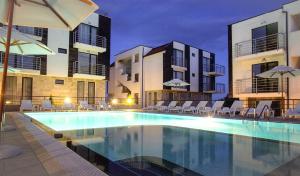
[111,99,118,105]
[64,97,72,104]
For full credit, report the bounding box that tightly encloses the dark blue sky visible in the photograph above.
[95,0,294,97]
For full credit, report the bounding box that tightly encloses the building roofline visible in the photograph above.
[114,45,153,56]
[228,0,298,26]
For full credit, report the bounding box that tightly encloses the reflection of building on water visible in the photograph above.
[232,135,300,176]
[61,125,300,176]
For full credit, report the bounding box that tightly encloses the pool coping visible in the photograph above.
[4,112,108,176]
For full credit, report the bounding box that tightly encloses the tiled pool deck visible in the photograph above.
[0,112,107,176]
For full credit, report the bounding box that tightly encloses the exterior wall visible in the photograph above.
[47,29,70,77]
[2,73,106,105]
[189,47,199,92]
[143,52,165,91]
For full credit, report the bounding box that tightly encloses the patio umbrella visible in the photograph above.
[256,65,300,105]
[163,79,190,87]
[0,0,98,159]
[0,0,99,122]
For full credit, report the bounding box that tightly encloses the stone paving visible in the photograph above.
[0,112,108,176]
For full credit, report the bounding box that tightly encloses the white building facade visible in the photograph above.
[110,41,225,107]
[228,0,300,113]
[0,13,111,106]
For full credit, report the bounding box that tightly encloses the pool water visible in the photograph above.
[26,111,300,176]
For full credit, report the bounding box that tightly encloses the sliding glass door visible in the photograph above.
[88,82,95,104]
[22,77,33,100]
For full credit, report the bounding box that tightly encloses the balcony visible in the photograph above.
[203,64,225,76]
[235,78,287,97]
[73,61,106,80]
[234,33,286,60]
[0,53,41,74]
[73,31,106,54]
[15,26,43,40]
[203,83,225,94]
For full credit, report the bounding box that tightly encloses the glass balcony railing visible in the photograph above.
[73,31,106,48]
[0,53,41,71]
[235,33,286,57]
[15,26,43,37]
[73,61,106,76]
[203,64,225,76]
[203,83,225,93]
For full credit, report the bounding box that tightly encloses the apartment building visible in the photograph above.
[0,13,111,105]
[109,41,225,106]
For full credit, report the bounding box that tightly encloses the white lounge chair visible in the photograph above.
[62,101,76,111]
[98,100,111,110]
[218,100,244,117]
[20,100,34,112]
[79,101,95,111]
[200,101,224,115]
[169,101,193,113]
[245,101,273,119]
[40,100,56,111]
[183,101,208,114]
[143,101,164,111]
[160,101,177,112]
[286,103,300,118]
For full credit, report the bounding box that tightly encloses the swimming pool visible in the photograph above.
[26,111,300,176]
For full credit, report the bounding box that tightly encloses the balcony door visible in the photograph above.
[88,82,95,104]
[252,23,278,53]
[5,76,17,103]
[252,61,278,93]
[78,24,97,45]
[77,81,85,103]
[78,52,97,75]
[22,77,33,100]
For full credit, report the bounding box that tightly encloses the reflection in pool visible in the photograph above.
[61,125,300,176]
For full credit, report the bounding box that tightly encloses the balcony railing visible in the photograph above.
[15,26,43,37]
[0,53,41,71]
[203,83,225,94]
[235,33,286,57]
[203,64,225,75]
[73,61,106,76]
[73,31,106,48]
[171,56,186,67]
[235,78,287,94]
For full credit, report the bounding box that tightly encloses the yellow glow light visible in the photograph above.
[64,97,72,104]
[111,99,118,105]
[5,100,11,105]
[127,98,134,105]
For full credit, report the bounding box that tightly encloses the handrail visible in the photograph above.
[73,31,106,48]
[73,61,106,76]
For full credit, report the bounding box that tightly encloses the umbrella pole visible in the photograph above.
[281,74,284,115]
[0,0,15,127]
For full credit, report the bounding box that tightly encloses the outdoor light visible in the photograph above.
[5,100,11,105]
[112,99,118,105]
[127,95,134,105]
[64,97,72,104]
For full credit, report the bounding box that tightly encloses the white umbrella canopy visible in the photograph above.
[0,0,99,30]
[0,27,55,55]
[256,65,300,79]
[163,79,190,87]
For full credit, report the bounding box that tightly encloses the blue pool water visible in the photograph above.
[26,111,300,176]
[26,111,300,144]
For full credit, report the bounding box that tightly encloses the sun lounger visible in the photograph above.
[200,101,224,115]
[217,100,243,117]
[62,101,76,111]
[245,101,273,119]
[169,101,193,113]
[143,101,164,111]
[79,100,95,111]
[20,100,34,112]
[183,101,208,114]
[98,100,111,110]
[286,103,300,118]
[160,101,177,112]
[40,100,56,111]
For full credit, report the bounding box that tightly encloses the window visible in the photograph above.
[77,52,98,75]
[134,73,139,82]
[58,48,67,54]
[252,23,278,53]
[192,73,196,77]
[192,53,196,57]
[203,76,212,91]
[173,71,184,80]
[134,54,139,63]
[203,57,211,72]
[172,49,184,67]
[252,61,278,93]
[5,76,17,102]
[77,24,98,46]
